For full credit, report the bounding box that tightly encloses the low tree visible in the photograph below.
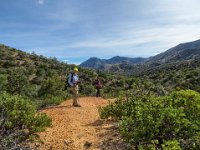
[7,69,28,95]
[0,92,52,149]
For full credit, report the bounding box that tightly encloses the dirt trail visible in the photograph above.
[37,97,126,150]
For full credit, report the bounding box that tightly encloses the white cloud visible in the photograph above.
[21,21,200,59]
[2,0,200,64]
[64,24,200,49]
[37,0,45,5]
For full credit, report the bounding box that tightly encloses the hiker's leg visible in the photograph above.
[96,89,98,97]
[98,89,100,97]
[99,89,101,97]
[75,85,80,105]
[71,86,78,106]
[96,88,100,97]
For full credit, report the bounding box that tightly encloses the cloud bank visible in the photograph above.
[1,0,200,64]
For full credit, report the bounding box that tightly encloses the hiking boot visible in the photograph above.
[73,104,81,107]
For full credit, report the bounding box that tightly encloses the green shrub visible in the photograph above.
[0,74,7,92]
[162,140,181,150]
[100,90,200,149]
[38,75,65,98]
[0,92,52,149]
[79,84,96,96]
[37,95,64,108]
[99,94,127,119]
[7,69,28,95]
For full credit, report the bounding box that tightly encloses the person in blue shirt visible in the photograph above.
[68,67,81,107]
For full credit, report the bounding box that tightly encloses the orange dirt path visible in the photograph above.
[37,97,126,150]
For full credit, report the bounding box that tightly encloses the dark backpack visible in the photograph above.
[65,73,74,89]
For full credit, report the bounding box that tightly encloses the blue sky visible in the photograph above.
[0,0,200,64]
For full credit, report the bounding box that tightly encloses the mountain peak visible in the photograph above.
[80,56,146,69]
[80,39,200,74]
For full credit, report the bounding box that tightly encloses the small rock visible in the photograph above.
[49,145,53,150]
[84,141,92,148]
[35,143,40,147]
[113,133,118,137]
[64,139,73,145]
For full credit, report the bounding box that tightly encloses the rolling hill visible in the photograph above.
[80,56,146,71]
[80,39,200,75]
[148,39,200,63]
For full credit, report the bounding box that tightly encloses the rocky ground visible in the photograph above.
[35,97,127,150]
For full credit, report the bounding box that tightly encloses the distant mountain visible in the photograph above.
[80,39,200,75]
[80,56,146,69]
[106,56,146,64]
[148,39,200,63]
[79,57,106,69]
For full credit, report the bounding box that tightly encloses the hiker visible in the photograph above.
[68,67,81,107]
[95,76,102,97]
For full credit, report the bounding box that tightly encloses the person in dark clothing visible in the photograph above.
[95,76,102,97]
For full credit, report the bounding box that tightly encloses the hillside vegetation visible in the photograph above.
[1,42,200,149]
[0,44,157,103]
[0,44,153,149]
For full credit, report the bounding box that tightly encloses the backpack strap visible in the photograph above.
[71,73,74,83]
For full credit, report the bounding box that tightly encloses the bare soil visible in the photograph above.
[36,97,127,150]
